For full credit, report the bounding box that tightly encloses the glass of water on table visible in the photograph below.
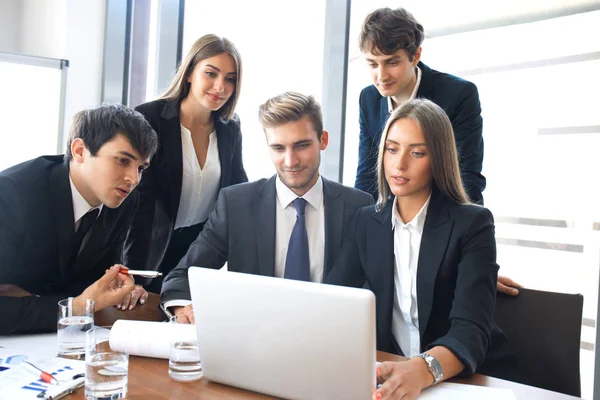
[57,298,95,359]
[85,327,129,399]
[169,313,202,382]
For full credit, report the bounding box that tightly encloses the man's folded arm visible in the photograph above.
[0,294,65,335]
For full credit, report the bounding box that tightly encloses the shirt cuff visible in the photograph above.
[163,299,192,311]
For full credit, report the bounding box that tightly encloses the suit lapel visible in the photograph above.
[322,178,343,276]
[159,101,184,220]
[378,95,389,142]
[215,118,232,190]
[416,190,453,335]
[371,203,396,347]
[48,161,76,278]
[256,176,277,277]
[416,61,433,99]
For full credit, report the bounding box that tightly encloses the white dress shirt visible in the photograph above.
[174,125,221,229]
[163,175,327,312]
[391,194,431,357]
[275,175,325,283]
[387,65,422,112]
[69,176,102,230]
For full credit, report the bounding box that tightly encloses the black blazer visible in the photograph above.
[325,189,519,381]
[124,99,248,273]
[0,156,138,334]
[356,62,486,204]
[161,176,373,303]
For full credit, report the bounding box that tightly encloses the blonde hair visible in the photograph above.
[376,98,470,210]
[160,34,242,121]
[258,91,323,139]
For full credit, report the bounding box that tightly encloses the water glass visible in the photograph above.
[169,340,202,382]
[85,328,129,400]
[57,298,95,359]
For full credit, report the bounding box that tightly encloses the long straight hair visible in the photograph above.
[160,34,242,121]
[376,98,470,211]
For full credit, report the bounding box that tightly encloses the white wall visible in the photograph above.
[19,0,68,58]
[0,0,22,53]
[61,0,106,148]
[0,0,106,151]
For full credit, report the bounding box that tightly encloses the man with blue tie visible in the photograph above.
[161,92,374,321]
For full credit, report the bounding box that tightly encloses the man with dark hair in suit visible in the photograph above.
[0,104,159,334]
[161,92,374,321]
[355,7,486,205]
[356,8,521,296]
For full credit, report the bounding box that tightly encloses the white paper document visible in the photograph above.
[419,382,517,399]
[109,320,197,359]
[0,348,85,400]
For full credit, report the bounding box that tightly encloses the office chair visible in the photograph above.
[495,287,583,397]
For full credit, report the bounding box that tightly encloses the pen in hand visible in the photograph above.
[119,268,163,278]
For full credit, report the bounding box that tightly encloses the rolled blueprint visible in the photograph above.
[109,320,197,359]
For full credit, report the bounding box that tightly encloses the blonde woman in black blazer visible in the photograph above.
[124,35,248,294]
[326,99,519,399]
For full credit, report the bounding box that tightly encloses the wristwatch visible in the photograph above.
[415,353,443,385]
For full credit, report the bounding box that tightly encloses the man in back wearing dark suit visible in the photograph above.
[161,92,373,321]
[355,7,486,205]
[356,10,522,296]
[0,104,158,334]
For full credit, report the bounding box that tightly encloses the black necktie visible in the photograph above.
[69,209,99,266]
[284,198,310,281]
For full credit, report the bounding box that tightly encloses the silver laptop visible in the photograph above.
[188,267,376,400]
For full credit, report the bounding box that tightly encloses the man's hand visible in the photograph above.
[116,284,148,310]
[74,265,135,310]
[372,359,433,400]
[172,304,195,324]
[497,275,522,296]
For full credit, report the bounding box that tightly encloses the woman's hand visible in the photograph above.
[372,358,433,400]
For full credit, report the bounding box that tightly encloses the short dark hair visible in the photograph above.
[64,104,158,162]
[359,7,424,60]
[258,92,324,141]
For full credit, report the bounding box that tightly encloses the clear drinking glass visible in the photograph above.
[57,298,95,359]
[168,313,202,382]
[85,328,129,400]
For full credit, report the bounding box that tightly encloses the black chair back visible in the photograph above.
[495,288,583,397]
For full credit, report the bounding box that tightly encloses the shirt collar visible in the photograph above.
[69,175,102,226]
[388,65,422,113]
[276,174,323,211]
[391,193,431,233]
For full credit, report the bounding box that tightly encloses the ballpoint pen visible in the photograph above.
[119,268,163,278]
[22,361,59,385]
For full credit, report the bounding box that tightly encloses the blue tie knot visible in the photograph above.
[292,198,307,216]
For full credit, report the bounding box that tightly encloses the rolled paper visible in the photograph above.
[109,320,197,359]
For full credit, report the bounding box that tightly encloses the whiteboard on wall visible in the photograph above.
[0,52,68,172]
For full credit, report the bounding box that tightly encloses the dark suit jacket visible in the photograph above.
[356,62,486,204]
[161,176,373,303]
[0,156,138,334]
[325,188,519,381]
[124,99,248,275]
